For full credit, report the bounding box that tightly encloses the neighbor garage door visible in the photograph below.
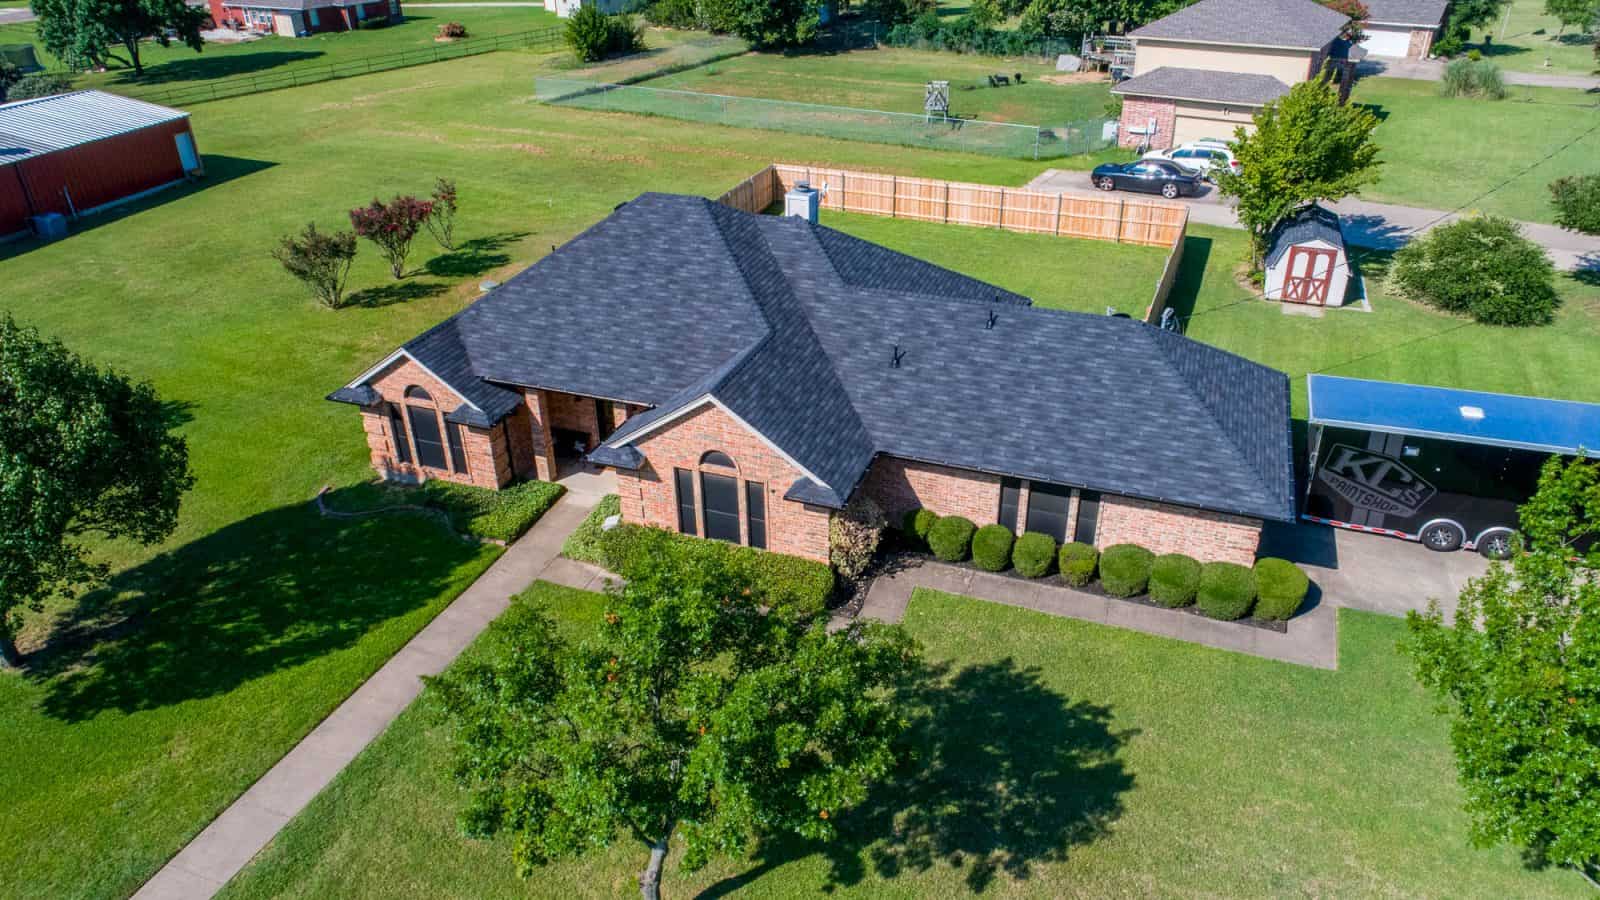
[1361,26,1412,57]
[1172,112,1239,147]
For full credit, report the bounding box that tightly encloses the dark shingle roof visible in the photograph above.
[1361,0,1447,26]
[1111,67,1291,106]
[1130,0,1349,49]
[342,194,1295,522]
[1265,204,1344,267]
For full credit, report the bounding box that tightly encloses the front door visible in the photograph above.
[1283,246,1337,305]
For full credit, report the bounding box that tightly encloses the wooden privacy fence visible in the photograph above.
[1144,220,1188,324]
[717,164,1188,248]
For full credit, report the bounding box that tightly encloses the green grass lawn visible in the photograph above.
[1466,0,1599,76]
[645,45,1113,125]
[218,582,1584,897]
[1351,76,1600,223]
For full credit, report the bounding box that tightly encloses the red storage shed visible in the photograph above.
[1,90,202,239]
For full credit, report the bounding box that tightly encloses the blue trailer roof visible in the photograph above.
[1307,375,1600,457]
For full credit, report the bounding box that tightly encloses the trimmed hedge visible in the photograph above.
[927,515,976,562]
[1099,544,1155,598]
[1197,562,1257,621]
[1253,557,1310,620]
[420,478,565,543]
[1013,532,1056,578]
[972,524,1014,571]
[598,524,834,616]
[1148,553,1201,608]
[903,507,940,546]
[1058,541,1098,587]
[561,493,620,564]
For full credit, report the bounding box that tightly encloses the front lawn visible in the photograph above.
[219,583,1582,897]
[1351,76,1600,224]
[1465,0,1599,76]
[331,479,566,543]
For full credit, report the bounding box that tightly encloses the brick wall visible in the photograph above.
[360,357,508,489]
[1118,97,1177,149]
[617,402,831,562]
[548,391,600,448]
[860,456,1001,527]
[1094,494,1262,564]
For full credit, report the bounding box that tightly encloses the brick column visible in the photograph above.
[1014,481,1031,537]
[521,389,558,482]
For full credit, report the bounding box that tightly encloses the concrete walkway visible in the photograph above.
[1358,56,1600,91]
[1024,170,1600,272]
[847,558,1338,670]
[133,489,604,900]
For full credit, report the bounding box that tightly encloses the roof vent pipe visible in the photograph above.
[891,344,905,369]
[986,310,998,330]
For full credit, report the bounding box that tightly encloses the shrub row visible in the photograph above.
[596,520,834,617]
[561,493,620,563]
[419,478,565,543]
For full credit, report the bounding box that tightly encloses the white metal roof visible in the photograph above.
[0,90,189,167]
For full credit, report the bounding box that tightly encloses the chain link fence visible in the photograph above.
[534,77,1114,159]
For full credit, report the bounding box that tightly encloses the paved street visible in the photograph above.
[1357,56,1600,92]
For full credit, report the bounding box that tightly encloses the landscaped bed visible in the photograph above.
[217,581,1585,897]
[330,478,565,543]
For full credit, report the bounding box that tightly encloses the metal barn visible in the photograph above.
[1,90,201,239]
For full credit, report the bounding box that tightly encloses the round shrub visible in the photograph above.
[1099,544,1154,598]
[1148,553,1201,608]
[1253,557,1310,620]
[927,515,976,562]
[971,524,1014,572]
[1012,532,1057,578]
[902,508,939,546]
[1389,216,1558,326]
[1058,541,1098,587]
[1196,562,1257,621]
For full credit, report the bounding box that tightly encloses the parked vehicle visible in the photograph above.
[1089,159,1203,198]
[1302,375,1600,558]
[1143,142,1241,180]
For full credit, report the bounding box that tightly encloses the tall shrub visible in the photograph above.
[971,524,1014,572]
[565,6,643,62]
[426,177,459,250]
[1012,532,1056,578]
[1058,541,1098,587]
[1440,58,1507,99]
[1549,174,1600,235]
[829,494,886,581]
[271,223,357,309]
[349,195,433,279]
[1099,544,1154,598]
[927,515,976,562]
[1389,216,1559,326]
[1148,553,1201,608]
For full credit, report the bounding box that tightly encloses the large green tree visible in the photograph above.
[1212,75,1381,264]
[1404,456,1600,886]
[0,315,194,669]
[1448,0,1511,32]
[429,551,921,900]
[1543,0,1599,36]
[726,0,819,47]
[32,0,207,75]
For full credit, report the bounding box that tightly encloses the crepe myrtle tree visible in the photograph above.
[349,195,433,279]
[428,550,921,900]
[1213,75,1380,267]
[0,315,193,669]
[1403,456,1600,887]
[272,222,358,309]
[425,178,459,251]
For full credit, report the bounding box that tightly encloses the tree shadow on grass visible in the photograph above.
[700,657,1135,896]
[26,486,492,723]
[106,49,326,86]
[347,280,448,308]
[421,231,530,279]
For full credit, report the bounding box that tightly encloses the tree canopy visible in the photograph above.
[31,0,207,75]
[0,315,194,668]
[725,0,820,47]
[1212,75,1381,263]
[1389,216,1559,326]
[1404,456,1600,886]
[429,551,921,900]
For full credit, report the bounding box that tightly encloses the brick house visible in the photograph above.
[330,193,1295,565]
[206,0,400,36]
[1112,0,1359,150]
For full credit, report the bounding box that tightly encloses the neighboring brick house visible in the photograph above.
[1112,0,1359,150]
[1358,0,1447,58]
[331,193,1297,566]
[206,0,400,36]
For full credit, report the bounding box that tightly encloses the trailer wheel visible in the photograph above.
[1476,528,1515,560]
[1421,521,1465,552]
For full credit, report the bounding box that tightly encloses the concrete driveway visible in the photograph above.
[1259,520,1489,622]
[0,6,35,23]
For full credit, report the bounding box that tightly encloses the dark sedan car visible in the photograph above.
[1090,159,1203,199]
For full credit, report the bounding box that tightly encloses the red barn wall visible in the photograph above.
[1,119,195,236]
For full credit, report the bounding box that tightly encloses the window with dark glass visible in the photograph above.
[700,450,736,468]
[1024,481,1072,542]
[675,468,697,535]
[388,404,411,464]
[701,471,741,543]
[998,477,1021,532]
[447,422,469,474]
[745,481,766,549]
[407,405,448,470]
[1075,490,1101,546]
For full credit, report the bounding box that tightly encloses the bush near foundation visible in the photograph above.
[971,524,1014,572]
[902,507,940,547]
[1148,553,1202,608]
[562,493,620,563]
[1197,562,1257,620]
[1058,541,1098,587]
[927,515,976,562]
[1253,557,1310,620]
[599,524,833,616]
[1099,544,1154,598]
[1012,532,1057,578]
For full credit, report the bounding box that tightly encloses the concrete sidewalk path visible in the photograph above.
[844,558,1338,670]
[133,491,600,900]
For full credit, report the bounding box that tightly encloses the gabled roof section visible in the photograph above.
[1265,204,1345,267]
[811,226,1031,307]
[1111,67,1290,107]
[1130,0,1350,49]
[1,90,187,166]
[1361,0,1447,26]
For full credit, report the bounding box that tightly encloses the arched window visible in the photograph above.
[700,450,736,468]
[404,386,448,470]
[405,386,433,401]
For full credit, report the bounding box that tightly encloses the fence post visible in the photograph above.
[1033,128,1040,160]
[889,176,896,218]
[1054,192,1062,235]
[996,188,1004,229]
[1114,197,1124,243]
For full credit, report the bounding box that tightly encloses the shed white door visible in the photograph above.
[1283,245,1338,305]
[1361,26,1413,57]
